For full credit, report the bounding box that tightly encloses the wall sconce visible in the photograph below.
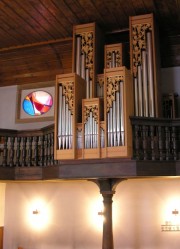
[32,209,40,215]
[161,209,180,231]
[98,210,104,216]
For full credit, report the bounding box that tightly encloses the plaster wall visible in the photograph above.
[3,179,180,249]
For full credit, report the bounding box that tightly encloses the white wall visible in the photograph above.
[0,85,54,130]
[0,183,6,226]
[3,179,180,249]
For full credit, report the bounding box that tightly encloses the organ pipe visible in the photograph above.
[86,68,90,98]
[137,65,143,116]
[142,50,149,117]
[84,111,98,149]
[111,51,116,68]
[134,77,139,116]
[147,31,155,117]
[120,82,125,146]
[81,53,86,80]
[58,85,63,149]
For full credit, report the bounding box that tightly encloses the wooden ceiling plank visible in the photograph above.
[39,0,75,35]
[0,3,41,47]
[0,0,47,44]
[142,0,157,14]
[129,0,147,15]
[104,0,127,28]
[0,11,33,46]
[76,0,106,26]
[90,0,118,29]
[2,0,54,42]
[117,0,136,19]
[17,0,70,38]
[0,26,21,48]
[13,0,59,39]
[51,0,79,25]
[64,0,90,23]
[0,41,72,62]
[0,37,72,53]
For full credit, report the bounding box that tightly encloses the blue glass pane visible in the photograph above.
[23,99,35,116]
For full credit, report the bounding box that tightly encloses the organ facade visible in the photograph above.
[54,13,160,160]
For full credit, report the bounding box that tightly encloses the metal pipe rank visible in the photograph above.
[133,31,155,118]
[147,31,155,117]
[58,85,73,150]
[107,81,125,147]
[84,111,98,149]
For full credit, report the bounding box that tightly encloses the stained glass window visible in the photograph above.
[23,90,53,116]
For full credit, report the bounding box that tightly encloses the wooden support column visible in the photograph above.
[0,227,3,249]
[92,178,125,249]
[101,190,114,249]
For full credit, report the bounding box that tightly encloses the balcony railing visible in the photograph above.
[0,118,180,168]
[130,117,180,161]
[0,124,57,167]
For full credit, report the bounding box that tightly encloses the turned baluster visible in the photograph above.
[33,136,39,166]
[165,126,170,160]
[9,136,15,167]
[47,133,51,166]
[50,132,54,165]
[150,125,155,160]
[158,126,163,161]
[16,137,21,167]
[172,126,177,160]
[142,125,148,160]
[39,136,44,166]
[2,136,8,167]
[21,137,27,166]
[134,125,140,160]
[44,134,48,166]
[27,136,33,166]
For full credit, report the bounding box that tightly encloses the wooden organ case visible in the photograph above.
[54,14,160,160]
[129,13,161,117]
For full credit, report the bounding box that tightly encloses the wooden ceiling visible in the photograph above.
[0,0,179,87]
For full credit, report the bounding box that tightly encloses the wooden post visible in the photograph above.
[101,190,114,249]
[91,178,126,249]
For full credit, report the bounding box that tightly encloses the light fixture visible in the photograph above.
[161,209,180,231]
[98,211,104,216]
[32,209,40,215]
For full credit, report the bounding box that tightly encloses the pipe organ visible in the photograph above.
[129,13,161,117]
[55,14,160,160]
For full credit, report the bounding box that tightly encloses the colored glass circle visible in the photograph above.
[23,90,53,116]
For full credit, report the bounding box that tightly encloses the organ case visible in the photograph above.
[54,73,86,160]
[129,13,161,117]
[82,98,103,159]
[104,67,134,158]
[72,22,104,99]
[104,43,125,69]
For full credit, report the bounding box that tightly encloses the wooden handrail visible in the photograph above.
[0,124,56,167]
[130,116,180,161]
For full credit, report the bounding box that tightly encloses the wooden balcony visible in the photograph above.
[0,117,180,181]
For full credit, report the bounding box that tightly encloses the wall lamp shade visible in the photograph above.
[32,209,40,215]
[161,209,180,232]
